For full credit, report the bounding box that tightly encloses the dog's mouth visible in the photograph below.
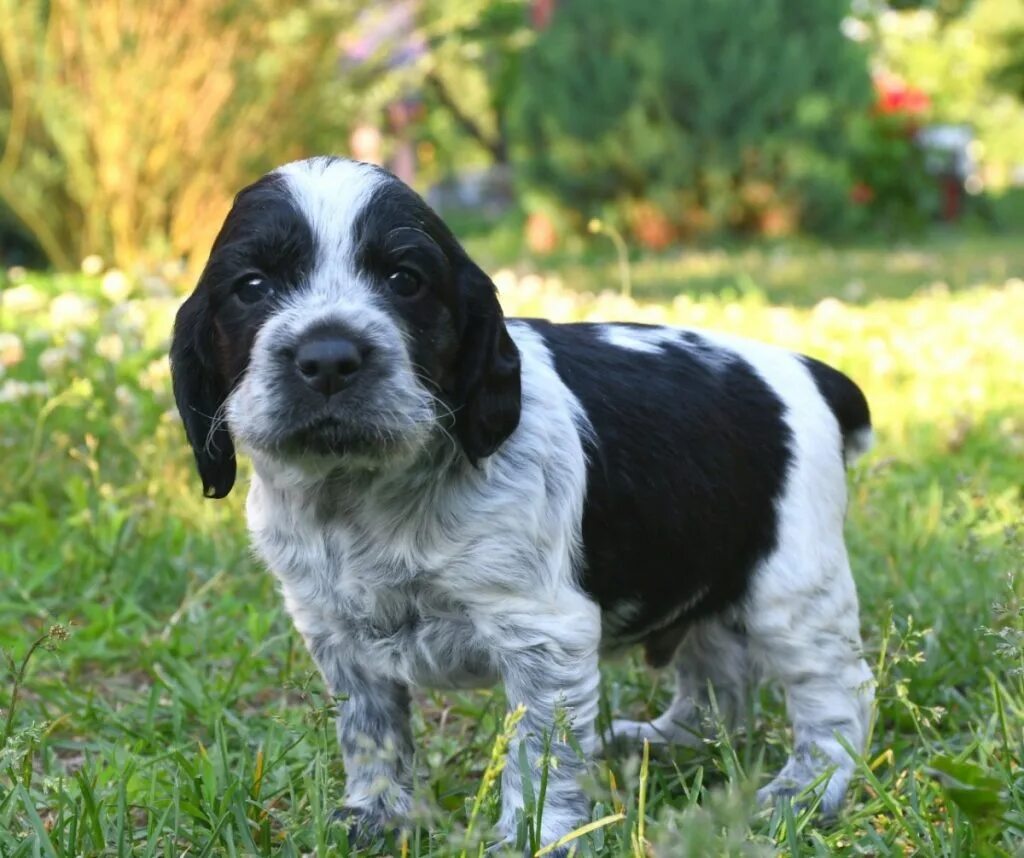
[264,413,428,461]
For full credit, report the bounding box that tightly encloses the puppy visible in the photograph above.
[171,157,874,853]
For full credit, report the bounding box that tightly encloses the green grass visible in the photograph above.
[1,237,1023,856]
[466,229,1024,307]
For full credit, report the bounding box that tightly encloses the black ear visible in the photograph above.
[451,260,522,463]
[170,289,236,498]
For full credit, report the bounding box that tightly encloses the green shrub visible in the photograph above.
[0,0,371,272]
[511,0,872,241]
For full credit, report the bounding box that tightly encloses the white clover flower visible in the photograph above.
[50,293,97,330]
[840,16,871,42]
[108,301,150,337]
[65,330,87,357]
[518,274,544,297]
[491,268,518,296]
[0,379,50,403]
[0,332,24,367]
[96,334,125,362]
[812,297,846,321]
[3,283,47,314]
[141,275,173,298]
[101,270,133,302]
[5,266,27,283]
[0,380,27,403]
[39,347,69,375]
[115,385,136,408]
[139,357,171,392]
[80,255,105,276]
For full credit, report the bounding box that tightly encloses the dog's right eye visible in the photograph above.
[233,274,272,306]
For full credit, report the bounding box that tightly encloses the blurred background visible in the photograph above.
[0,0,1022,279]
[1,2,1023,855]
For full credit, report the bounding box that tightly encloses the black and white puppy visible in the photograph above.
[171,157,874,852]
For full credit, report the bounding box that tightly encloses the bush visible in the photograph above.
[0,0,370,272]
[511,0,872,242]
[844,75,938,233]
[876,0,1024,191]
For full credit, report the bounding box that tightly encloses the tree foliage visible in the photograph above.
[511,0,872,237]
[0,0,369,271]
[874,0,1024,189]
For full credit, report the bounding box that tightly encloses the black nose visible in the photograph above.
[294,335,364,397]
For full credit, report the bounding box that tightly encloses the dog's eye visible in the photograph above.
[233,274,272,305]
[387,267,423,299]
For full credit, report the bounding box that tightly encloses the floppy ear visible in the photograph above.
[451,259,522,463]
[170,289,236,498]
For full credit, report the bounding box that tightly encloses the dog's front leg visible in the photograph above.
[493,593,601,856]
[308,636,414,841]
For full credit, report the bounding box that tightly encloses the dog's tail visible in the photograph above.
[801,356,873,465]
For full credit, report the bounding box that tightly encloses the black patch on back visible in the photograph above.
[523,321,793,649]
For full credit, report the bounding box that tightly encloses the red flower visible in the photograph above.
[850,182,875,205]
[531,0,556,30]
[874,75,931,117]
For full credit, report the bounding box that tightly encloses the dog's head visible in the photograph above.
[170,157,521,498]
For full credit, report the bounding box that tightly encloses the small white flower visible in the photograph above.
[518,274,544,297]
[5,266,27,283]
[3,283,47,314]
[39,347,69,375]
[101,270,133,302]
[813,297,846,321]
[96,334,125,362]
[80,255,105,276]
[50,293,96,330]
[115,385,136,408]
[108,301,149,337]
[141,275,173,298]
[65,330,87,357]
[139,357,171,392]
[0,332,24,367]
[0,379,50,403]
[491,268,518,295]
[840,16,871,42]
[0,380,27,403]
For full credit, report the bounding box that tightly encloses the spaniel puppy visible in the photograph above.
[171,157,874,854]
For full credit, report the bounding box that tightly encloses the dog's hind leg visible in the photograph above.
[608,617,751,747]
[747,545,874,816]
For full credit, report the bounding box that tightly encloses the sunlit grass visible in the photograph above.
[1,243,1022,855]
[470,230,1024,306]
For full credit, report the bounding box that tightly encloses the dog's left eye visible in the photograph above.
[387,268,424,299]
[234,274,272,305]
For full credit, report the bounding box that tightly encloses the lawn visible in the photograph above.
[1,237,1022,856]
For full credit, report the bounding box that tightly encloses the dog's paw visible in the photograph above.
[484,837,571,858]
[756,775,843,820]
[330,804,402,847]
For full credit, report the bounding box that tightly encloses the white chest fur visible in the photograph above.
[243,323,596,692]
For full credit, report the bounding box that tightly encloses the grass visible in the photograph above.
[467,228,1024,307]
[1,235,1022,856]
